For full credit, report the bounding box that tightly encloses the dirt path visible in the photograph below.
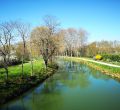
[76,57,120,68]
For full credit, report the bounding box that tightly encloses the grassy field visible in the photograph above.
[0,59,45,82]
[63,56,120,79]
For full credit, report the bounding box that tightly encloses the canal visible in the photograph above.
[1,60,120,110]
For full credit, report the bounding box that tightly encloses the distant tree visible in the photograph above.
[113,40,120,53]
[97,40,113,54]
[64,28,77,57]
[15,42,29,61]
[78,29,88,57]
[55,29,65,56]
[63,28,88,57]
[86,42,98,57]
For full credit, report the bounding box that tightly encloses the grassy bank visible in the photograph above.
[0,59,44,80]
[0,59,58,105]
[63,56,120,79]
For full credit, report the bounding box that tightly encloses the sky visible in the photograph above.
[0,0,120,42]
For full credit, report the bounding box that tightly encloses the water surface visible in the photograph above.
[1,60,120,110]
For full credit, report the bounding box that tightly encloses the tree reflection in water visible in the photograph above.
[1,60,120,110]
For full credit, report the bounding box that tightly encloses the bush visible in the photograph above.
[102,54,120,62]
[95,54,102,60]
[0,59,22,68]
[9,59,22,66]
[0,61,4,68]
[48,62,59,69]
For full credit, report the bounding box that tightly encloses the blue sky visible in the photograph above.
[0,0,120,42]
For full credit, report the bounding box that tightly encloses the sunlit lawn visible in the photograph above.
[0,59,45,81]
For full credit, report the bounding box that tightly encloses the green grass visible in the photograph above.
[85,61,120,74]
[0,58,58,105]
[0,59,45,82]
[101,60,120,66]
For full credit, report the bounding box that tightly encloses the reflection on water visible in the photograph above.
[1,60,120,110]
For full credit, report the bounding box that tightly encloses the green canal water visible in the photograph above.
[1,60,120,110]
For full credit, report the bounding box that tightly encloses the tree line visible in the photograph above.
[0,15,120,83]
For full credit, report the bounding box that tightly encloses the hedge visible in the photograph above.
[102,54,120,62]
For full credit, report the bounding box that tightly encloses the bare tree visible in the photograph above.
[31,15,60,68]
[78,29,88,57]
[113,40,120,53]
[15,21,30,78]
[43,15,60,63]
[31,27,50,68]
[55,29,65,56]
[86,42,98,57]
[0,21,15,83]
[97,40,114,54]
[27,38,34,76]
[64,28,78,57]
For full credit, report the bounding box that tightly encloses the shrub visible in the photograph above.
[102,54,120,62]
[9,59,22,66]
[0,59,22,68]
[95,54,102,60]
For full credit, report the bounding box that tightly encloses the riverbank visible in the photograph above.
[63,56,120,79]
[0,60,58,105]
[76,57,120,68]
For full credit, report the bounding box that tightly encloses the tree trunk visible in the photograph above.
[77,51,78,57]
[3,56,9,84]
[21,55,24,78]
[30,42,34,76]
[50,56,53,64]
[45,60,48,69]
[5,67,8,84]
[70,46,72,57]
[66,51,67,56]
[22,39,26,78]
[30,58,33,76]
[23,39,26,55]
